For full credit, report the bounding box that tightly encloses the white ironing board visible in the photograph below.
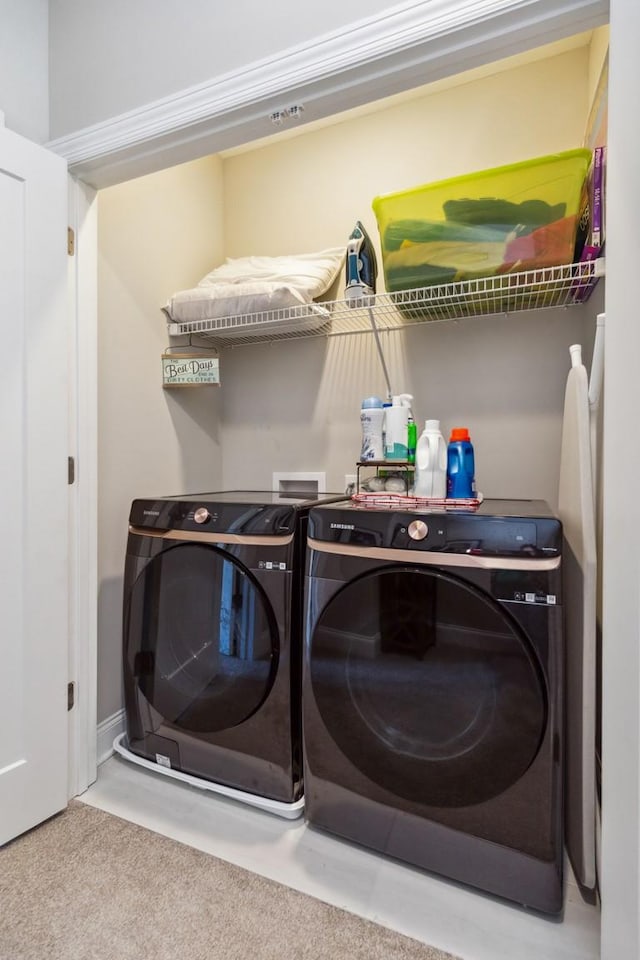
[558,320,604,895]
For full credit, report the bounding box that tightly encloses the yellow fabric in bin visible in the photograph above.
[386,240,508,278]
[372,148,592,291]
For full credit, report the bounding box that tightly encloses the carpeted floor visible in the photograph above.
[0,801,460,960]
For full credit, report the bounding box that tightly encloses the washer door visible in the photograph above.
[309,565,547,807]
[125,543,279,732]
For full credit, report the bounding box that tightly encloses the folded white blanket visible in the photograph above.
[163,247,345,328]
[197,248,346,295]
[163,280,315,324]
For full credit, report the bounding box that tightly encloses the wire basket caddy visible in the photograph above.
[351,492,483,511]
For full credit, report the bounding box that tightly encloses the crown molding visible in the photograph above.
[47,0,607,188]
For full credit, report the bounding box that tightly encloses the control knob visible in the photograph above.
[194,507,210,525]
[408,519,428,541]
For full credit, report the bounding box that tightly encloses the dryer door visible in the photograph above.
[125,543,279,732]
[309,565,547,807]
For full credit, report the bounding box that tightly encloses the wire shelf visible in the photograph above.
[166,258,604,348]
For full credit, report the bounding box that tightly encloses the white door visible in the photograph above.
[0,121,69,844]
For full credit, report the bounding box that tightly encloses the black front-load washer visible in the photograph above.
[118,490,345,818]
[302,499,564,911]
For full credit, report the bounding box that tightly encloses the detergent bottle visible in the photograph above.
[413,420,447,498]
[360,396,385,461]
[446,427,476,499]
[384,394,413,460]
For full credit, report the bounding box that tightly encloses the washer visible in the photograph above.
[302,499,564,911]
[117,490,345,818]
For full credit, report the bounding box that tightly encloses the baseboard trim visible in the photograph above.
[97,709,126,765]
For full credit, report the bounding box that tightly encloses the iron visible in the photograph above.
[345,220,378,302]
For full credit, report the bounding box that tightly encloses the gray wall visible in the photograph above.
[218,302,601,502]
[0,0,49,142]
[48,0,400,139]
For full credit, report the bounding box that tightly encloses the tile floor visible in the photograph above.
[80,755,600,960]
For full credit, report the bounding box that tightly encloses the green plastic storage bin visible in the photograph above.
[372,148,592,293]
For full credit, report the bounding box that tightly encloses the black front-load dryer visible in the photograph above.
[118,490,345,817]
[302,499,564,911]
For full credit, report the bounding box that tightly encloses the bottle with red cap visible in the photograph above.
[446,427,476,499]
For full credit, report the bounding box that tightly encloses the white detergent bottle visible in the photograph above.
[384,394,413,460]
[413,419,447,498]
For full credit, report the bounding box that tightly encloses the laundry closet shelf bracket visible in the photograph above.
[166,258,605,349]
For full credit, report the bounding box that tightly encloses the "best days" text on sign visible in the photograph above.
[162,353,220,388]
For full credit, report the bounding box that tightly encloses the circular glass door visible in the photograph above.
[126,543,279,732]
[309,565,546,807]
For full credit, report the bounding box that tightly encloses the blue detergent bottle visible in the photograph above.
[446,427,476,499]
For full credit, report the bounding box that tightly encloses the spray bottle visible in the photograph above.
[384,394,413,461]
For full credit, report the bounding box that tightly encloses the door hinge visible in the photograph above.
[68,456,75,485]
[67,227,75,256]
[67,682,75,711]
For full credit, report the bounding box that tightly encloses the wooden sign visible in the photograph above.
[162,353,220,388]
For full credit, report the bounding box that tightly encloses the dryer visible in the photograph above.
[302,499,564,911]
[117,490,345,818]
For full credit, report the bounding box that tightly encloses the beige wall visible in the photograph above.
[587,25,609,103]
[219,45,599,498]
[223,48,591,257]
[96,42,603,723]
[97,155,225,720]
